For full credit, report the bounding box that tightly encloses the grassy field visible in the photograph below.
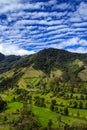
[33,105,87,128]
[0,67,87,130]
[0,86,87,130]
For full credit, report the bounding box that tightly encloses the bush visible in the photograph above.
[78,101,83,109]
[64,107,69,116]
[0,96,7,112]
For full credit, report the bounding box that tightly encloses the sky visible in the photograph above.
[0,0,87,55]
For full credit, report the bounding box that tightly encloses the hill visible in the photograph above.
[0,48,87,130]
[0,48,87,91]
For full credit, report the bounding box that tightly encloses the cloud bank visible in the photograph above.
[0,44,35,56]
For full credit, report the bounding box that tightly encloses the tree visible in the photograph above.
[71,122,87,130]
[54,106,58,112]
[64,107,69,116]
[0,96,7,112]
[50,104,54,111]
[85,95,87,100]
[47,119,53,130]
[77,111,80,117]
[85,102,87,109]
[57,115,61,128]
[79,101,83,109]
[40,98,46,107]
[70,93,73,99]
[51,99,56,105]
[73,101,77,108]
[50,99,56,111]
[34,96,45,107]
[80,94,84,100]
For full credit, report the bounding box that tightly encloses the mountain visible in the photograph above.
[0,48,87,91]
[0,54,21,74]
[32,48,86,73]
[0,53,5,62]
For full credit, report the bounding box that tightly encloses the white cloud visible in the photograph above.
[0,44,35,56]
[68,2,87,23]
[49,37,87,51]
[78,2,87,20]
[0,1,43,14]
[68,2,87,24]
[0,0,15,4]
[48,0,57,5]
[67,47,87,53]
[72,22,87,27]
[52,3,69,10]
[57,37,80,49]
[14,19,63,27]
[46,25,68,31]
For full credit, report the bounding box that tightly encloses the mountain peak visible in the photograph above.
[0,53,5,61]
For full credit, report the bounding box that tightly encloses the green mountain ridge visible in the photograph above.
[0,48,87,73]
[0,48,87,91]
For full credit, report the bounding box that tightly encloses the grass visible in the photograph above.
[0,70,87,130]
[69,108,87,117]
[4,102,23,114]
[51,69,63,78]
[0,101,23,130]
[0,125,10,130]
[32,105,87,128]
[18,67,45,87]
[33,106,58,128]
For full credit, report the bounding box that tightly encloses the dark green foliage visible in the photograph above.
[0,55,20,74]
[0,96,7,112]
[47,119,53,130]
[70,93,73,99]
[33,48,86,74]
[50,99,57,111]
[80,94,84,100]
[85,95,87,100]
[16,89,30,102]
[54,106,58,112]
[85,102,87,109]
[78,101,83,109]
[0,71,24,92]
[50,103,54,111]
[34,96,45,107]
[72,101,77,108]
[13,103,40,130]
[71,122,87,130]
[51,99,56,105]
[64,107,69,116]
[76,111,80,117]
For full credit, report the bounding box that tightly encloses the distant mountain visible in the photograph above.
[0,48,87,91]
[0,54,21,74]
[0,53,5,62]
[0,48,87,73]
[32,48,87,73]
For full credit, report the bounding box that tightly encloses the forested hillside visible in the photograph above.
[0,48,87,130]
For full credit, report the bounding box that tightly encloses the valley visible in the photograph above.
[0,48,87,130]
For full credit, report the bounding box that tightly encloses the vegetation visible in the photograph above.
[0,48,87,130]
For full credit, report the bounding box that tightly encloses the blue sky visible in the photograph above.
[0,0,87,55]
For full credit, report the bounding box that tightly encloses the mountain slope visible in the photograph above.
[0,48,86,74]
[32,48,86,73]
[0,48,87,91]
[0,55,21,74]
